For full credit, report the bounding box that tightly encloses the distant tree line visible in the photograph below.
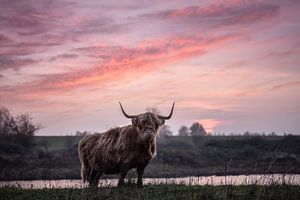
[178,122,207,136]
[161,123,290,137]
[0,106,42,137]
[240,131,293,136]
[158,122,207,137]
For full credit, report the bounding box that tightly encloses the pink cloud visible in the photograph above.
[271,81,300,91]
[0,33,241,104]
[140,1,279,28]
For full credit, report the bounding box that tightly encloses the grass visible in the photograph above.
[1,184,300,200]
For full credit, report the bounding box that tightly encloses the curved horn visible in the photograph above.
[157,102,175,120]
[119,102,137,119]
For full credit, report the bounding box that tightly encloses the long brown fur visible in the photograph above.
[78,112,163,187]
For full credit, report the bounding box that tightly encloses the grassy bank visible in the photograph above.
[1,135,300,180]
[1,184,300,200]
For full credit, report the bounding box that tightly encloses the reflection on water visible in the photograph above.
[0,174,299,189]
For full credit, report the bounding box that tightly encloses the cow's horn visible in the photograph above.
[119,102,137,119]
[157,102,175,120]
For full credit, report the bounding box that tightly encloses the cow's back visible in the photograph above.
[78,133,102,163]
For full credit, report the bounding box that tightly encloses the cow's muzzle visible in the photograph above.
[144,128,154,137]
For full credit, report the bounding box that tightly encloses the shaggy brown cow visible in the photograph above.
[78,102,175,187]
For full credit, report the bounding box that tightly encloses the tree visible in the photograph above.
[0,107,42,136]
[270,131,277,136]
[190,122,207,136]
[178,126,189,136]
[76,130,89,137]
[15,113,42,136]
[0,107,15,136]
[159,125,173,137]
[243,131,250,136]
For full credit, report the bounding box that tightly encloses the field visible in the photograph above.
[1,184,300,200]
[1,135,300,180]
[1,135,300,200]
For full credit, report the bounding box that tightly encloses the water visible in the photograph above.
[0,174,299,189]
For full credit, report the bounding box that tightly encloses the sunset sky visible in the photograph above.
[0,0,299,135]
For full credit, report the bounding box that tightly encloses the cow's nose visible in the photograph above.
[145,128,153,135]
[145,129,154,140]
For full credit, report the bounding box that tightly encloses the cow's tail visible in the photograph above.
[78,139,89,183]
[81,163,87,182]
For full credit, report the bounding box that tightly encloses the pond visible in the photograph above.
[1,174,299,189]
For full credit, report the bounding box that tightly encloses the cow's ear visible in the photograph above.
[159,119,165,126]
[132,117,139,127]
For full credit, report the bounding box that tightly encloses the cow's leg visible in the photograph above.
[117,170,128,187]
[118,166,129,187]
[88,169,101,187]
[85,166,91,182]
[137,166,146,188]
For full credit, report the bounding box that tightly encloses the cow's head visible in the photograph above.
[119,102,175,140]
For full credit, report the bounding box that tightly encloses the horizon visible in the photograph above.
[1,0,300,135]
